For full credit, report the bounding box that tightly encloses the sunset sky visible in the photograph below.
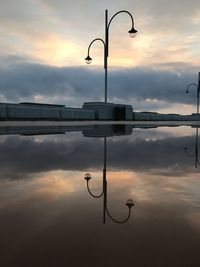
[0,0,200,113]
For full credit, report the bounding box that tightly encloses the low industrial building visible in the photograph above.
[0,101,200,121]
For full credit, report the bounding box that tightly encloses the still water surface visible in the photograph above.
[0,124,200,267]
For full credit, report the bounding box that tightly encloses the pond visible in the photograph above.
[0,124,200,266]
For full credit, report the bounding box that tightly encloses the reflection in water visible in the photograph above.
[0,125,200,266]
[0,123,197,137]
[184,127,200,168]
[84,137,134,224]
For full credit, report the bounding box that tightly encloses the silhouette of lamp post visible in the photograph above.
[186,72,200,114]
[184,127,200,168]
[84,137,134,224]
[85,9,137,103]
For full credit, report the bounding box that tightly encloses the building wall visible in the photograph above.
[0,103,95,121]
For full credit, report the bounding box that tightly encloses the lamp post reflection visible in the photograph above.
[184,127,199,168]
[84,137,134,224]
[186,72,200,114]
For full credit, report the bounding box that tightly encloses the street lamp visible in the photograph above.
[84,137,134,224]
[186,72,200,114]
[184,127,200,168]
[85,9,137,103]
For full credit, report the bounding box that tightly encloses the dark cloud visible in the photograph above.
[0,59,198,109]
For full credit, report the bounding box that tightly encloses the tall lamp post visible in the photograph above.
[84,137,134,224]
[85,9,137,103]
[186,72,200,114]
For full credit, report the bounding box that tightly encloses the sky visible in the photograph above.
[0,0,200,113]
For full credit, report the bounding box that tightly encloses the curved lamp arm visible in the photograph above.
[86,180,104,198]
[106,10,137,57]
[105,199,134,224]
[84,173,104,198]
[186,83,198,94]
[185,147,200,168]
[85,38,106,67]
[184,147,200,168]
[184,147,196,158]
[105,206,132,224]
[186,80,200,114]
[108,10,136,30]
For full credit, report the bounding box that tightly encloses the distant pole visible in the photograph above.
[186,72,200,114]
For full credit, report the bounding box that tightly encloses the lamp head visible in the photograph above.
[84,173,92,182]
[128,27,138,38]
[126,199,134,208]
[85,55,92,64]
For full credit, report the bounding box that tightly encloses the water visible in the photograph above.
[0,124,200,267]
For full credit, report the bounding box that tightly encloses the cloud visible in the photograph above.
[0,59,199,110]
[0,0,200,67]
[38,0,200,31]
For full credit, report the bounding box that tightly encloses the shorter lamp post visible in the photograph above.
[186,72,200,114]
[84,137,134,224]
[184,127,199,168]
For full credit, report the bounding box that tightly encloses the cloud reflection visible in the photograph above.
[0,128,198,182]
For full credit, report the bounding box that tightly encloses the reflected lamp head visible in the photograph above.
[126,199,134,208]
[84,173,92,181]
